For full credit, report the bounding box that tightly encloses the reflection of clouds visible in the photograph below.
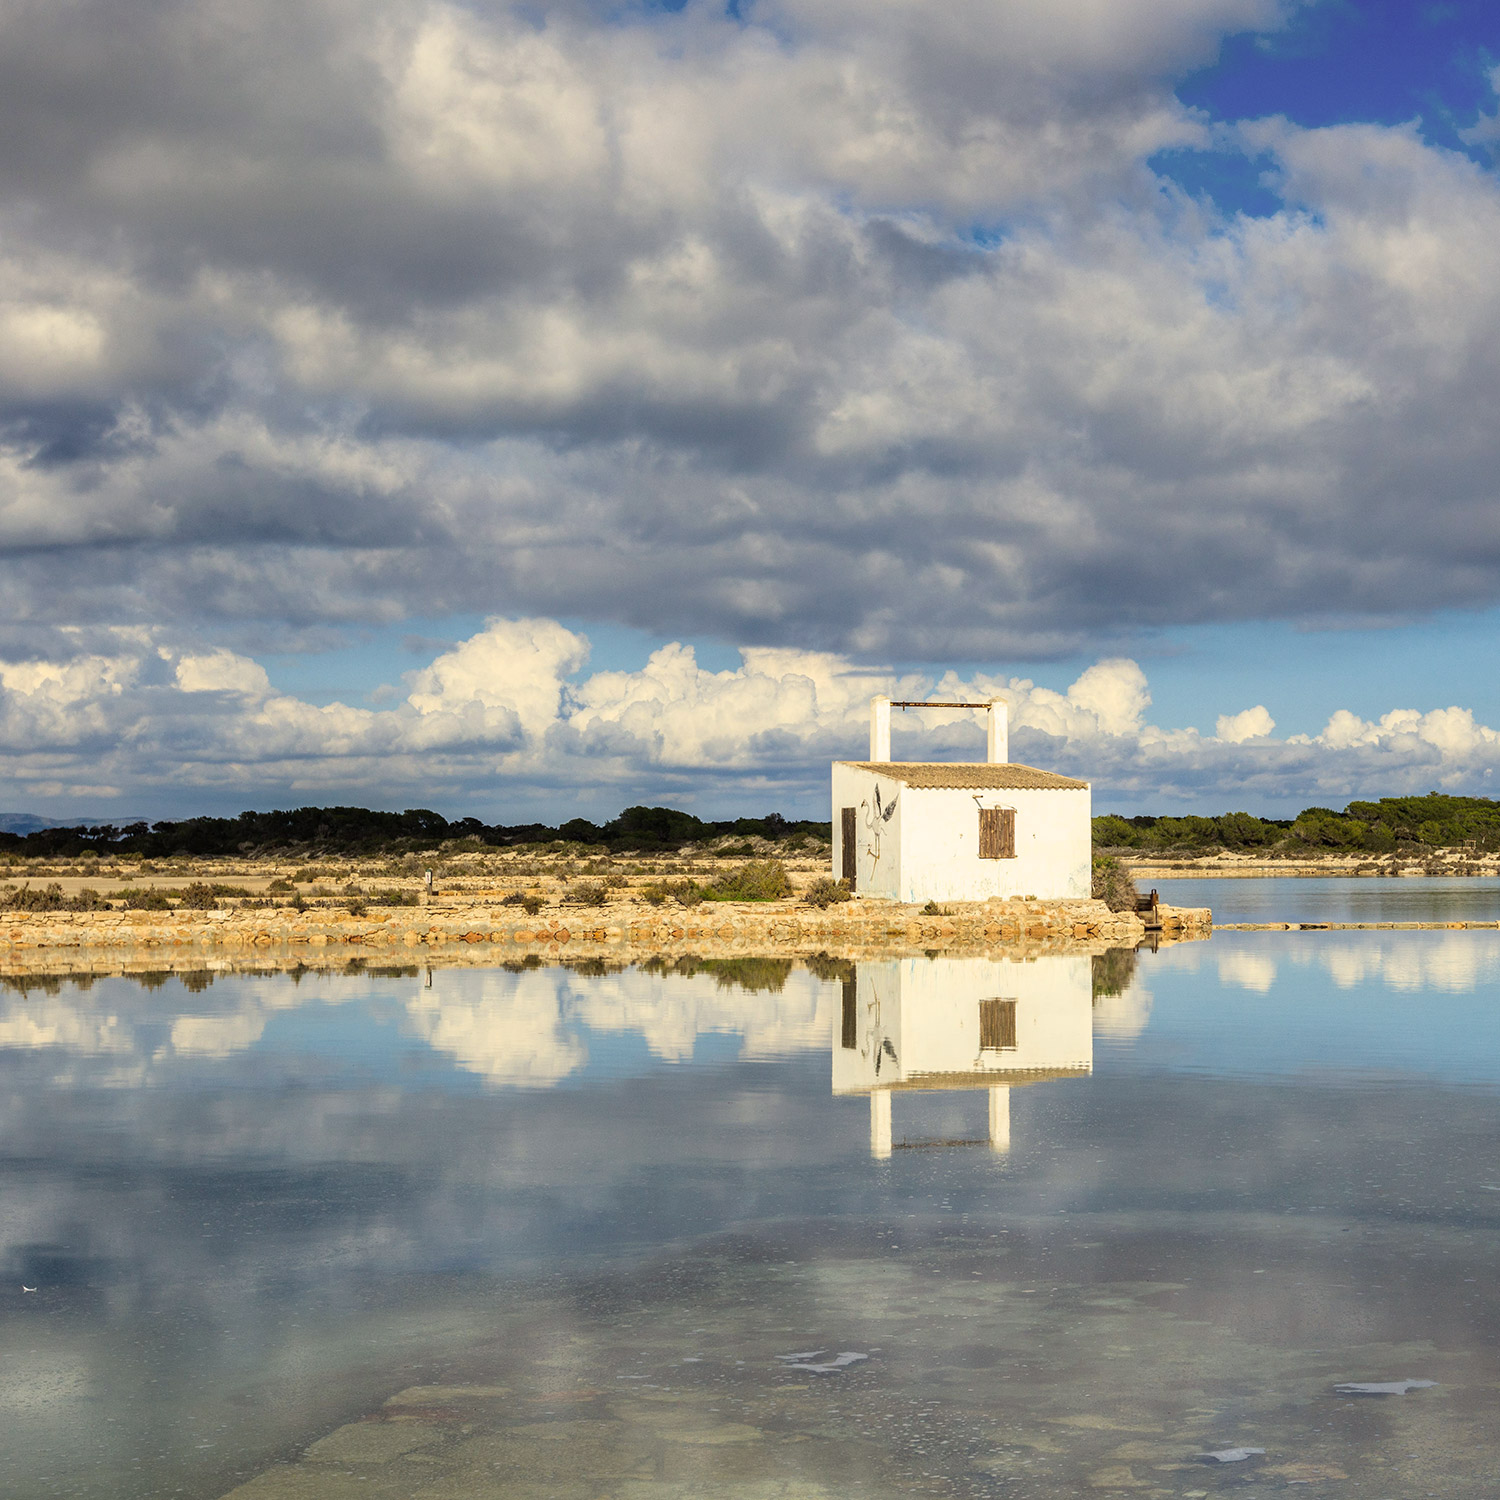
[1317,936,1495,994]
[568,971,827,1064]
[0,965,832,1089]
[1093,984,1152,1041]
[0,999,136,1055]
[168,1011,273,1058]
[1216,951,1277,994]
[0,1349,92,1421]
[404,971,588,1088]
[1207,933,1500,996]
[406,967,830,1085]
[0,974,342,1075]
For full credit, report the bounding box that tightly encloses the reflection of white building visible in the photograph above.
[832,955,1093,1157]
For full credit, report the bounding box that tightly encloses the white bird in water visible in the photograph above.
[21,1286,36,1293]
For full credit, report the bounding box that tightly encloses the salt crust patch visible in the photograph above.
[384,1384,509,1405]
[303,1420,447,1463]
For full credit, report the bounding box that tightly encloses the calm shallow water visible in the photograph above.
[0,936,1497,1498]
[1154,873,1500,924]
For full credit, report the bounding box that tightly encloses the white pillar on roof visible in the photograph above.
[986,699,1008,764]
[870,695,892,761]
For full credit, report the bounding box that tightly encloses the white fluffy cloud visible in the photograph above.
[0,0,1499,661]
[1,616,1498,816]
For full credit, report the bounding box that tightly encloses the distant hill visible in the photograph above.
[0,813,149,835]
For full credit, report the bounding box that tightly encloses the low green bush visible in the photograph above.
[1,882,115,911]
[701,859,791,902]
[1091,854,1139,912]
[803,876,852,909]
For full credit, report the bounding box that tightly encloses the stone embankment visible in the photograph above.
[0,896,1210,971]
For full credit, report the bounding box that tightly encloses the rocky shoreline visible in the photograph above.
[0,895,1209,972]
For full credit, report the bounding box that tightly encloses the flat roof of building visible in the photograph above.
[836,761,1090,790]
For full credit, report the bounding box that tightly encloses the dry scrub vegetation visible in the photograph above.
[0,836,839,917]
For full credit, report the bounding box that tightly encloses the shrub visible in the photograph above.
[1091,854,1139,913]
[266,877,295,893]
[178,883,218,909]
[347,898,368,917]
[803,876,853,909]
[501,891,546,915]
[566,882,609,907]
[126,889,172,911]
[637,879,702,907]
[702,859,791,902]
[369,887,420,907]
[920,900,952,916]
[3,882,67,910]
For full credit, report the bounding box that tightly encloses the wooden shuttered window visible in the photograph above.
[841,807,857,887]
[841,975,858,1049]
[978,806,1016,859]
[978,998,1018,1051]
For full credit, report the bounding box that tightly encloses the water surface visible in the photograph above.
[1154,873,1500,924]
[0,940,1497,1498]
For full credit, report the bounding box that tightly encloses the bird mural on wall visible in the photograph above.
[863,787,898,876]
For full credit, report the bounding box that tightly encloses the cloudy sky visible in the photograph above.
[3,0,1500,821]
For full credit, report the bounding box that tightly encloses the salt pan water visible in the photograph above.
[1,934,1497,1496]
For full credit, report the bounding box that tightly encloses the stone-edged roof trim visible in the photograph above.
[838,761,1090,791]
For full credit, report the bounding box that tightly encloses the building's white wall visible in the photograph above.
[831,763,904,899]
[831,954,1092,1095]
[896,784,1090,902]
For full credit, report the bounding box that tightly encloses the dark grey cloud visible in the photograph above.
[1,0,1498,671]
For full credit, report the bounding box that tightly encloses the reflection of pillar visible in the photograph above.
[988,1086,1010,1153]
[870,1091,892,1158]
[870,696,892,761]
[987,700,1008,765]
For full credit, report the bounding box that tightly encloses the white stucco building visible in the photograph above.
[832,954,1093,1157]
[831,696,1091,904]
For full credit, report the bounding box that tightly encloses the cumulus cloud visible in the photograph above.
[1,616,1499,816]
[1215,705,1274,743]
[1,0,1499,661]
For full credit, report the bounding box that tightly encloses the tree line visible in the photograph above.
[0,804,830,859]
[6,790,1497,861]
[1093,793,1500,853]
